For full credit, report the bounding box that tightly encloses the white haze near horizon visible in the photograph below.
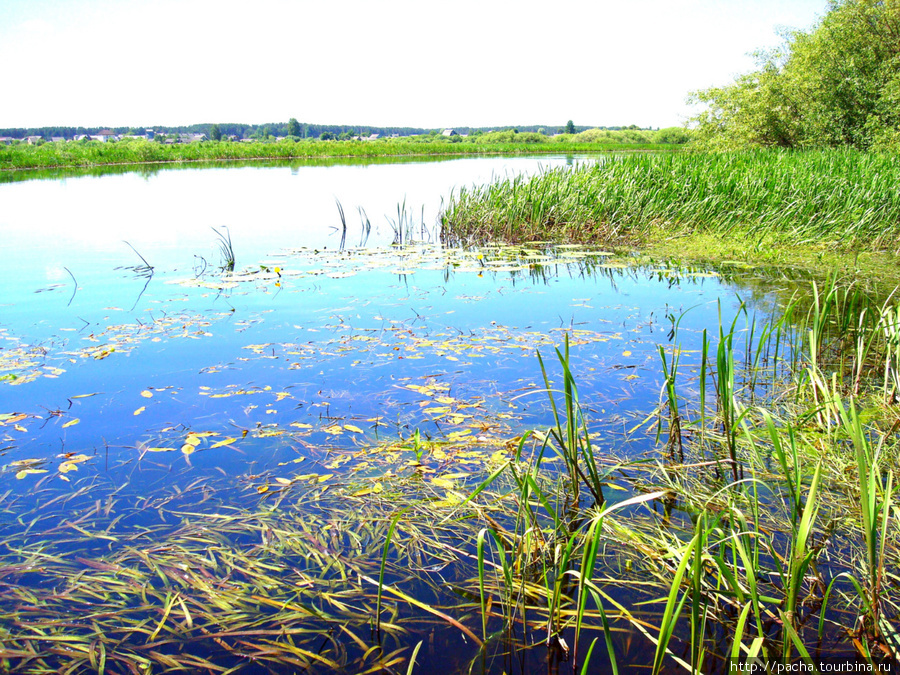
[1,0,828,130]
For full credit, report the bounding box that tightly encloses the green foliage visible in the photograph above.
[690,0,900,149]
[655,126,691,144]
[565,120,576,134]
[287,117,301,137]
[441,149,900,249]
[208,124,222,142]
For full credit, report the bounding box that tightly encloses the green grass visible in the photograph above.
[440,148,900,251]
[0,136,680,172]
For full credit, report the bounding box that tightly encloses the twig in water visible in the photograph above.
[63,266,77,307]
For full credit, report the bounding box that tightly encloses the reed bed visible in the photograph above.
[440,149,900,251]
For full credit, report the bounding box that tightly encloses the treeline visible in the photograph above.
[1,121,658,141]
[690,0,899,150]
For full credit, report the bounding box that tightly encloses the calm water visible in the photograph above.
[0,156,811,673]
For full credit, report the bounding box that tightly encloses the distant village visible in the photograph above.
[0,128,471,145]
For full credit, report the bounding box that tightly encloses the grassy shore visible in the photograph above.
[440,148,900,252]
[0,136,678,172]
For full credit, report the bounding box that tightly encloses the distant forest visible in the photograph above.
[0,122,652,140]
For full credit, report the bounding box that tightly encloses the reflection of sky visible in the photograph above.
[0,155,588,296]
[1,160,784,498]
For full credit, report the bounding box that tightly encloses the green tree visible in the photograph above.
[565,120,576,134]
[690,0,900,149]
[209,124,222,141]
[287,118,301,137]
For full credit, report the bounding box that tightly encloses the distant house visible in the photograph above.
[0,137,14,145]
[74,134,90,141]
[51,136,66,143]
[95,130,117,142]
[179,133,207,143]
[366,133,380,141]
[441,129,458,137]
[26,136,43,144]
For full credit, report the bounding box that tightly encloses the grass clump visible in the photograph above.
[440,148,900,251]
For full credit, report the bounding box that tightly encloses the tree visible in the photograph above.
[209,124,222,141]
[287,118,301,137]
[689,0,900,150]
[565,120,576,134]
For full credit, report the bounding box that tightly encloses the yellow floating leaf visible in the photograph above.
[184,435,202,446]
[290,422,313,429]
[431,477,456,489]
[133,406,145,416]
[181,444,196,456]
[622,351,632,357]
[274,477,293,486]
[14,424,27,432]
[146,447,175,452]
[16,469,48,479]
[275,392,291,402]
[423,406,450,415]
[317,474,333,483]
[323,425,343,435]
[62,418,80,428]
[431,490,465,508]
[141,390,153,398]
[210,437,237,449]
[58,461,80,473]
[343,424,364,434]
[257,485,269,494]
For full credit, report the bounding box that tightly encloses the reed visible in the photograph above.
[441,149,900,250]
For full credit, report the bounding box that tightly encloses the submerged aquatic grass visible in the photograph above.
[2,239,899,672]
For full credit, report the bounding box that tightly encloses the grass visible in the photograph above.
[0,136,680,172]
[440,148,900,252]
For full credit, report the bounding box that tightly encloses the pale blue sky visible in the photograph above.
[0,0,828,129]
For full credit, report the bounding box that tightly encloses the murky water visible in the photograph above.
[0,157,821,673]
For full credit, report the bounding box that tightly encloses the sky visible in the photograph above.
[0,0,829,130]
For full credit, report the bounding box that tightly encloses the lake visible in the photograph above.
[0,156,823,673]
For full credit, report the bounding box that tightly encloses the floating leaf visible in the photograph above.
[62,418,80,428]
[141,390,153,398]
[134,406,145,416]
[210,437,237,449]
[16,469,48,479]
[146,447,175,453]
[344,424,364,433]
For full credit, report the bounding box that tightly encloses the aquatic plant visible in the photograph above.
[441,149,900,251]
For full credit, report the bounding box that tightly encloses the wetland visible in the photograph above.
[0,153,898,674]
